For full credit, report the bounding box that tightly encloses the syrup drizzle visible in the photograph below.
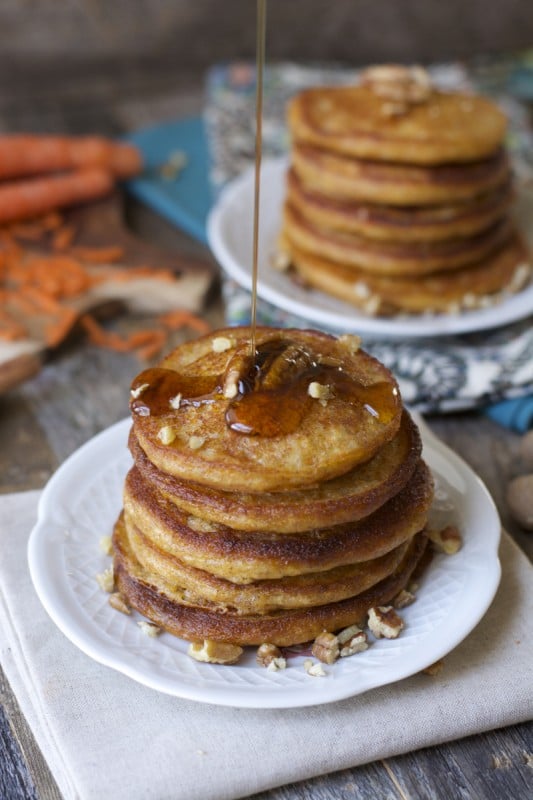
[250,0,266,360]
[130,339,400,438]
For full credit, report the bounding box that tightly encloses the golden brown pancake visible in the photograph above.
[130,327,402,493]
[284,236,531,315]
[287,168,513,242]
[292,144,510,206]
[283,202,512,276]
[123,459,433,581]
[113,517,428,646]
[129,410,422,533]
[288,84,507,165]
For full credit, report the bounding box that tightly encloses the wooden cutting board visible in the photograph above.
[0,193,216,393]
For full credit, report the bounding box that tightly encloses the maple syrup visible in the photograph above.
[130,0,399,437]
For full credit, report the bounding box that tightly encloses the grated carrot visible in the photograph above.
[44,307,78,348]
[71,245,125,263]
[52,224,77,251]
[158,309,211,334]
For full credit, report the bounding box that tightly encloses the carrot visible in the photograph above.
[158,309,211,334]
[44,307,78,348]
[0,136,142,179]
[0,169,114,224]
[71,245,124,264]
[134,330,167,361]
[52,224,77,251]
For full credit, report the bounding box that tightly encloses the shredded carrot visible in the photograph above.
[44,307,78,348]
[52,224,77,251]
[134,330,167,361]
[158,309,211,334]
[71,245,125,264]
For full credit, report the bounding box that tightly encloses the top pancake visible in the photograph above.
[130,327,402,493]
[288,84,507,165]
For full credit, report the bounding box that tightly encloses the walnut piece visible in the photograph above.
[130,382,149,399]
[421,659,445,676]
[188,436,205,450]
[108,592,130,615]
[338,334,362,354]
[138,621,161,637]
[157,426,176,445]
[340,631,369,658]
[212,336,233,353]
[367,606,404,639]
[304,659,326,677]
[361,64,432,105]
[427,525,462,554]
[337,623,364,644]
[99,535,113,556]
[188,639,243,665]
[308,381,334,405]
[311,631,340,664]
[256,643,285,669]
[392,589,416,609]
[95,566,114,593]
[169,393,182,410]
[270,250,291,272]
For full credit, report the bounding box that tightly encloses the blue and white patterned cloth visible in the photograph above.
[205,58,533,420]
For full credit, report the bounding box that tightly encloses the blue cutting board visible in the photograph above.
[125,117,212,244]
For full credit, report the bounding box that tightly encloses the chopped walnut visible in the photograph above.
[187,639,243,665]
[304,659,326,677]
[267,658,287,672]
[427,525,462,554]
[308,381,334,406]
[338,334,362,355]
[99,535,113,556]
[138,621,161,637]
[169,393,182,410]
[108,592,130,615]
[130,382,149,399]
[312,631,340,664]
[421,659,444,676]
[188,436,205,450]
[337,623,363,644]
[223,369,239,399]
[270,250,291,272]
[96,566,114,593]
[212,336,233,353]
[361,64,432,104]
[352,281,371,300]
[368,606,404,639]
[256,643,285,668]
[340,631,369,658]
[157,426,176,445]
[393,589,416,609]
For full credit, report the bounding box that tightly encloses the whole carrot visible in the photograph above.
[0,135,142,179]
[0,168,114,223]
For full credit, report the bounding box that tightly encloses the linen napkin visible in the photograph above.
[1,492,532,800]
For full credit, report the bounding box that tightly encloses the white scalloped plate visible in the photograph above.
[207,158,533,338]
[28,415,500,708]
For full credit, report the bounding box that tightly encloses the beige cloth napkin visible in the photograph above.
[1,491,532,800]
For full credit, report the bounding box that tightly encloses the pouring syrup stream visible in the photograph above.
[250,0,267,360]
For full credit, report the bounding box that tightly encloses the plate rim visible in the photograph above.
[207,157,533,339]
[28,415,502,709]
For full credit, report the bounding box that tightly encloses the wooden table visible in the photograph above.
[0,73,532,800]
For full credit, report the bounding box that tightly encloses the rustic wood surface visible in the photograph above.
[0,73,532,800]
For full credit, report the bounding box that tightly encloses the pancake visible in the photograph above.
[288,82,507,165]
[283,202,512,276]
[113,518,428,646]
[287,168,513,242]
[130,327,402,493]
[129,410,422,533]
[292,144,510,206]
[284,235,530,315]
[123,515,415,613]
[123,459,434,581]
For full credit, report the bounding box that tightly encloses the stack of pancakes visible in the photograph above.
[113,327,433,647]
[281,65,530,316]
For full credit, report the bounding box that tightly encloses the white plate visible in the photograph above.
[207,158,533,338]
[28,415,500,709]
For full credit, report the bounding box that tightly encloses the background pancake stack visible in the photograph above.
[281,65,531,316]
[113,327,433,649]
